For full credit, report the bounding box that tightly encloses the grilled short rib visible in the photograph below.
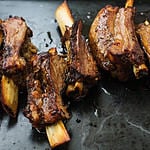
[0,20,3,77]
[24,48,70,128]
[89,5,148,81]
[0,16,37,117]
[136,21,150,62]
[1,16,37,75]
[64,20,100,99]
[0,16,37,87]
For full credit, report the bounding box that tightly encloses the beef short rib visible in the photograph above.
[64,20,100,99]
[89,5,148,81]
[24,48,70,128]
[136,21,150,62]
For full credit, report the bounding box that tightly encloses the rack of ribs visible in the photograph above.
[0,16,37,117]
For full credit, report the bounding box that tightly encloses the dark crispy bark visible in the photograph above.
[0,20,3,78]
[24,48,70,128]
[64,20,100,100]
[1,16,37,75]
[0,19,3,49]
[0,16,37,118]
[136,21,150,62]
[1,17,27,74]
[0,16,37,88]
[89,5,148,81]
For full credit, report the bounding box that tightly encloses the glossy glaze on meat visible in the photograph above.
[1,17,27,74]
[63,20,100,99]
[136,21,150,62]
[24,48,70,128]
[1,16,36,75]
[0,16,37,88]
[89,5,148,81]
[0,16,37,118]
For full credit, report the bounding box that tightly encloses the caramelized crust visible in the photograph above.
[24,48,70,128]
[0,16,37,117]
[64,20,100,99]
[0,16,37,87]
[136,21,150,61]
[89,5,118,71]
[70,20,99,78]
[89,5,148,81]
[1,17,27,73]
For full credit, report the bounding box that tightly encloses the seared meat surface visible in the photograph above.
[24,48,70,128]
[0,16,37,87]
[0,22,3,78]
[1,17,27,74]
[0,16,37,117]
[0,19,3,49]
[1,16,36,75]
[136,21,150,62]
[64,20,100,99]
[89,5,148,81]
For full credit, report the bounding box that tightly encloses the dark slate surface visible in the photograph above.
[0,1,150,150]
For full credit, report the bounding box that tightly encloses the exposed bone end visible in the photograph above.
[133,64,148,79]
[125,0,134,8]
[66,81,83,98]
[1,75,19,117]
[55,0,74,36]
[46,120,70,149]
[144,20,149,26]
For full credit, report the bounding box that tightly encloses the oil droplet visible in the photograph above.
[101,87,111,96]
[87,15,91,19]
[94,108,101,118]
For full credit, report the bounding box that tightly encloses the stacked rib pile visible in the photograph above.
[0,0,150,149]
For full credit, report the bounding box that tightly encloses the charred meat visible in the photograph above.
[24,48,70,128]
[1,16,37,75]
[136,20,150,62]
[89,5,148,81]
[55,1,100,100]
[63,20,100,100]
[0,20,3,77]
[0,16,37,87]
[0,19,3,49]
